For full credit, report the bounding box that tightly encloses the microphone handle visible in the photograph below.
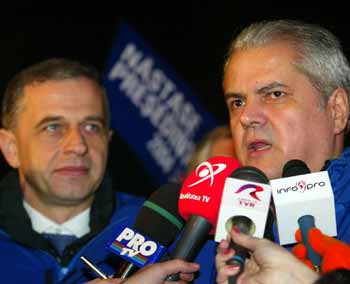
[166,271,181,281]
[228,273,241,284]
[226,240,248,284]
[298,215,321,271]
[166,215,212,281]
[170,215,212,260]
[226,216,251,284]
[114,261,138,279]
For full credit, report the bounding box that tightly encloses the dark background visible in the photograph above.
[1,3,349,196]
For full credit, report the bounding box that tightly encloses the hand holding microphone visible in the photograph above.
[215,166,271,284]
[283,160,322,270]
[83,259,200,284]
[270,159,337,272]
[215,229,319,284]
[292,227,350,274]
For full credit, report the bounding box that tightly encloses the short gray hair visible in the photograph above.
[224,19,350,105]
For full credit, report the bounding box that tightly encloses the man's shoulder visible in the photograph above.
[327,147,350,184]
[0,171,19,190]
[115,191,145,209]
[108,191,145,224]
[0,171,24,228]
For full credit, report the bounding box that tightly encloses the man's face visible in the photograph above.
[10,77,111,207]
[223,42,339,179]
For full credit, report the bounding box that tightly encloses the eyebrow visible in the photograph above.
[224,92,245,100]
[34,115,107,130]
[84,116,107,127]
[255,82,290,94]
[35,116,64,130]
[224,82,290,100]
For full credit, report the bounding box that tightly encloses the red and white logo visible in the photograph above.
[188,161,227,187]
[235,184,264,201]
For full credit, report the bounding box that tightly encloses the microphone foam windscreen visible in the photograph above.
[134,183,184,246]
[230,166,269,184]
[179,156,241,233]
[282,159,311,177]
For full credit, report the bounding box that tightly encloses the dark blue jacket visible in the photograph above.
[325,147,350,244]
[0,171,145,283]
[0,172,218,284]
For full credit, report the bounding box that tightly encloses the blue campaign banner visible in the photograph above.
[103,23,218,185]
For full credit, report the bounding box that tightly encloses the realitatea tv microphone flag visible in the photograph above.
[103,22,217,185]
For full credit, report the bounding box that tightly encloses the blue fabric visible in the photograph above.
[0,191,218,284]
[273,147,350,247]
[42,233,78,256]
[0,191,144,284]
[325,147,350,244]
[193,238,218,283]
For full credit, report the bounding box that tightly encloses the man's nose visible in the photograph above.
[239,99,266,129]
[63,128,88,155]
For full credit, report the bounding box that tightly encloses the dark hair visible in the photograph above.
[1,58,110,129]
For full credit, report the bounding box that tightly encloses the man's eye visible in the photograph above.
[45,124,61,132]
[268,91,285,99]
[230,99,245,108]
[84,124,101,133]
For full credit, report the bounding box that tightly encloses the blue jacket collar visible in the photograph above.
[326,147,350,204]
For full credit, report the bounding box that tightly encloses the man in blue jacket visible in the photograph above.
[0,58,219,284]
[0,58,146,283]
[222,17,350,254]
[215,19,350,284]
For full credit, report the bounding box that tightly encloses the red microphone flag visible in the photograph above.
[179,156,241,234]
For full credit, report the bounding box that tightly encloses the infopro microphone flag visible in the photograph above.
[103,22,217,185]
[270,171,336,245]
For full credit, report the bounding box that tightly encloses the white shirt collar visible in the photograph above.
[23,200,90,238]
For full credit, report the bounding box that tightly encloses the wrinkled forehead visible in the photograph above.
[224,43,302,88]
[19,78,108,122]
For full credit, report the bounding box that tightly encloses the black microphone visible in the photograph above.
[282,159,310,176]
[112,182,184,278]
[225,166,270,284]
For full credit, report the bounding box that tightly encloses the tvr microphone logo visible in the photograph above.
[235,184,264,201]
[235,184,265,208]
[188,161,227,187]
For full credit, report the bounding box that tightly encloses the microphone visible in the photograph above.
[270,159,337,271]
[108,182,184,278]
[215,166,271,284]
[283,160,321,269]
[167,156,241,281]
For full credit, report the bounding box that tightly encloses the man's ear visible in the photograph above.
[327,88,349,134]
[0,129,20,168]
